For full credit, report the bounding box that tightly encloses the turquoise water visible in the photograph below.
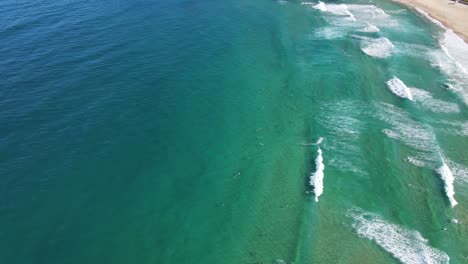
[1,0,468,263]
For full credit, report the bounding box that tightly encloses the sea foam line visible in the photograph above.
[310,146,325,202]
[437,161,458,208]
[349,208,450,264]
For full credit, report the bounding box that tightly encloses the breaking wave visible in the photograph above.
[310,147,325,202]
[437,161,458,207]
[386,77,413,100]
[361,37,394,58]
[349,208,450,264]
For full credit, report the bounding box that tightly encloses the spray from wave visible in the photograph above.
[310,146,325,202]
[437,161,458,208]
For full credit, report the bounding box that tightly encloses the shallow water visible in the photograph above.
[1,0,467,263]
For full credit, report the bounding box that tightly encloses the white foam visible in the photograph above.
[318,100,368,176]
[386,77,413,100]
[315,137,323,145]
[416,7,468,104]
[444,158,468,184]
[437,162,458,208]
[311,1,327,11]
[360,23,379,33]
[349,209,450,264]
[313,2,356,21]
[440,31,468,74]
[310,147,325,202]
[406,156,425,167]
[361,37,394,58]
[311,27,346,40]
[377,103,439,161]
[410,87,459,113]
[348,4,387,19]
[437,120,468,137]
[347,4,398,27]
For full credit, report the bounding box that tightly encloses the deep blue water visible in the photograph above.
[1,0,468,263]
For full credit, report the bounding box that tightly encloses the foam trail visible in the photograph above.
[386,77,413,100]
[349,209,450,264]
[310,147,325,202]
[437,161,458,208]
[361,37,394,58]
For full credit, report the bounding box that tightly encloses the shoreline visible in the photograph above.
[392,0,468,42]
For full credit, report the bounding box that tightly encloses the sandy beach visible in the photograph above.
[393,0,468,42]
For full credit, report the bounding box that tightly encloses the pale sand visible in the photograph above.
[393,0,468,42]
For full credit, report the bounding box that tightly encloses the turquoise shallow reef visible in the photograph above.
[1,0,468,263]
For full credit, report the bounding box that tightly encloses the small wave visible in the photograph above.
[360,23,379,33]
[361,37,394,58]
[348,4,388,19]
[311,1,326,11]
[347,4,397,27]
[437,162,458,208]
[406,156,425,167]
[310,147,325,202]
[349,208,450,264]
[315,137,323,145]
[313,2,356,21]
[386,77,413,100]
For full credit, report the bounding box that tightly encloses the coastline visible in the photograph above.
[392,0,468,42]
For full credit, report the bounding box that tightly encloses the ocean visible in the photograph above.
[1,0,467,263]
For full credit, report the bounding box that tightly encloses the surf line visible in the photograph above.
[309,137,325,202]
